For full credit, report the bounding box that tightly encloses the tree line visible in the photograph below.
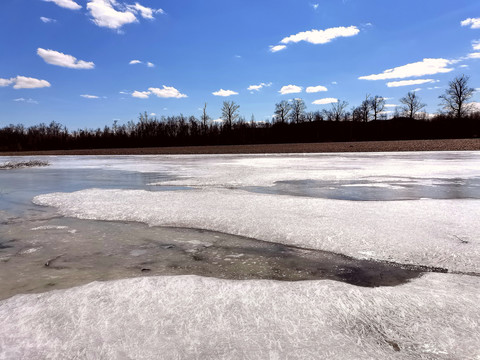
[1,75,479,152]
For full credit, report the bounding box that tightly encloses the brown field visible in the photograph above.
[1,138,479,156]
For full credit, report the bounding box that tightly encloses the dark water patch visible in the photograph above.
[0,215,448,300]
[244,177,480,201]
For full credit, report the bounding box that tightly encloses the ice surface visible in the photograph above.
[34,188,480,273]
[0,273,479,359]
[4,152,480,359]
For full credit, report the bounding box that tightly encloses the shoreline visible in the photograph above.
[1,138,479,156]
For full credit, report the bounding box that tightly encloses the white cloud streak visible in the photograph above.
[129,60,142,64]
[461,18,480,29]
[4,76,51,89]
[312,98,338,105]
[132,90,150,98]
[44,0,81,10]
[40,17,56,23]
[247,82,272,91]
[37,48,95,69]
[149,86,187,98]
[147,62,155,68]
[13,98,39,104]
[472,40,480,51]
[270,45,286,53]
[0,78,14,87]
[280,26,360,45]
[212,89,238,97]
[126,3,164,19]
[306,85,328,93]
[80,94,100,99]
[279,85,302,95]
[386,79,437,88]
[468,52,480,59]
[359,58,454,80]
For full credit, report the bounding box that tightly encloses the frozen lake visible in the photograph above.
[1,152,479,359]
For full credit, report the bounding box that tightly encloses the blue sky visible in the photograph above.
[1,0,480,129]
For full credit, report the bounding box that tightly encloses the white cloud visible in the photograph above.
[12,76,51,89]
[312,98,338,105]
[132,90,150,98]
[126,3,164,19]
[129,60,155,67]
[280,26,360,45]
[119,90,129,94]
[306,85,328,93]
[412,88,422,92]
[44,0,81,10]
[80,94,100,99]
[2,76,51,89]
[40,17,56,23]
[270,45,286,53]
[312,3,319,10]
[149,86,187,98]
[279,85,302,95]
[467,52,480,59]
[461,18,480,29]
[384,104,397,108]
[359,58,454,80]
[37,48,95,69]
[13,98,39,104]
[331,81,337,85]
[150,112,156,116]
[386,79,437,87]
[472,40,480,51]
[0,78,14,87]
[247,82,272,91]
[87,0,138,30]
[212,89,238,97]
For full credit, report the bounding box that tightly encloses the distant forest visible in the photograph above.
[1,75,479,152]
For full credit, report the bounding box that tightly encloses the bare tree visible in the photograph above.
[330,100,349,121]
[400,91,426,119]
[289,98,306,123]
[274,100,291,123]
[201,103,210,135]
[359,94,372,122]
[221,101,240,130]
[352,106,363,122]
[439,74,475,119]
[371,95,386,121]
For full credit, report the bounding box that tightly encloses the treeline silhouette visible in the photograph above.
[1,111,479,152]
[1,75,479,152]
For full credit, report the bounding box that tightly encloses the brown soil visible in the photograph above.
[1,139,479,156]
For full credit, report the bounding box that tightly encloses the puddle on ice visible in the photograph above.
[244,177,480,201]
[0,209,436,300]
